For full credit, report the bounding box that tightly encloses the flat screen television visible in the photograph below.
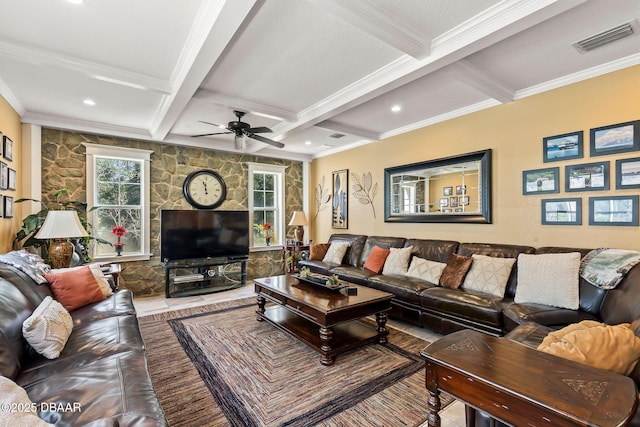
[160,210,250,263]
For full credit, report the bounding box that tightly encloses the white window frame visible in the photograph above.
[247,162,286,250]
[83,143,152,262]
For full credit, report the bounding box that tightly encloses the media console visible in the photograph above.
[163,256,248,298]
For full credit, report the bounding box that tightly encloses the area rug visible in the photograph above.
[138,297,453,426]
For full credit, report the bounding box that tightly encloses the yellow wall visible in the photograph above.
[0,96,21,252]
[311,65,640,250]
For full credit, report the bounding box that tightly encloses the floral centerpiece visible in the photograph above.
[253,222,273,245]
[112,225,126,256]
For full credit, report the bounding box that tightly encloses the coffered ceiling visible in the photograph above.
[1,0,639,161]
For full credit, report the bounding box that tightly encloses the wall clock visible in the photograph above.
[183,169,227,209]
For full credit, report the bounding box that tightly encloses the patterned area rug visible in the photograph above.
[138,297,453,426]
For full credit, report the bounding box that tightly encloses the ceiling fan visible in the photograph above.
[192,110,284,149]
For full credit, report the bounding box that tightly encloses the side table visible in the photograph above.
[282,244,309,274]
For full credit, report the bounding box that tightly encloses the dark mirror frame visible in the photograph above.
[384,149,492,224]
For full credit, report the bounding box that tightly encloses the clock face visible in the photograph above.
[183,170,227,209]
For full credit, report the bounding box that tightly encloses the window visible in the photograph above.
[83,143,152,261]
[247,163,286,248]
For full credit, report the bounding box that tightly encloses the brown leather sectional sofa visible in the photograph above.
[300,233,640,425]
[299,234,612,336]
[0,263,167,426]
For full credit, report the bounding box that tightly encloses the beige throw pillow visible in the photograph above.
[462,254,516,297]
[515,252,581,310]
[22,296,73,359]
[0,376,54,426]
[406,257,446,284]
[382,246,413,275]
[538,321,640,375]
[322,241,350,264]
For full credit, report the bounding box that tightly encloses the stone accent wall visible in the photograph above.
[40,129,303,296]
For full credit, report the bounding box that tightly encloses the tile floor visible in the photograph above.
[133,283,468,427]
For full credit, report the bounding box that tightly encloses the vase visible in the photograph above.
[115,245,123,256]
[265,237,271,246]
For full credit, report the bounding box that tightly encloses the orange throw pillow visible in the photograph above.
[309,243,331,261]
[45,266,106,312]
[363,246,391,274]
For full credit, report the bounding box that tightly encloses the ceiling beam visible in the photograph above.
[449,59,515,103]
[149,0,263,140]
[309,0,430,59]
[193,89,298,122]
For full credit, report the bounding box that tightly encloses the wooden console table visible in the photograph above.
[420,329,638,427]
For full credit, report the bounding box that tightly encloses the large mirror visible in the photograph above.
[384,149,492,223]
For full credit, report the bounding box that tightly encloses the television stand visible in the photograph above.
[163,256,248,298]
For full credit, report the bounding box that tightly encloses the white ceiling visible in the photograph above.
[1,0,639,162]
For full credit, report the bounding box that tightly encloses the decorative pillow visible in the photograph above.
[52,263,113,297]
[515,252,581,310]
[439,254,473,289]
[22,296,73,359]
[382,246,414,275]
[406,257,446,284]
[309,243,331,261]
[537,320,640,375]
[0,376,54,426]
[363,246,390,274]
[462,254,516,297]
[44,266,106,312]
[322,241,350,264]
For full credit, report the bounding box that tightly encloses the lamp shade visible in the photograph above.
[288,211,308,226]
[35,210,89,239]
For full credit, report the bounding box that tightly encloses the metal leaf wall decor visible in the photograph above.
[314,175,331,220]
[351,171,378,218]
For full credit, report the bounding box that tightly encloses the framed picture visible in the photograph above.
[522,167,559,195]
[0,131,3,158]
[443,186,453,196]
[3,196,13,218]
[541,198,581,225]
[589,195,639,226]
[450,196,458,207]
[590,120,640,157]
[439,198,448,207]
[454,208,463,212]
[616,157,640,189]
[2,136,12,161]
[7,168,15,191]
[0,162,6,190]
[543,131,583,163]
[455,185,466,195]
[565,161,609,192]
[460,196,470,206]
[331,169,348,229]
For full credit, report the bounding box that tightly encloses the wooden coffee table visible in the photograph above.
[420,329,638,427]
[254,275,393,366]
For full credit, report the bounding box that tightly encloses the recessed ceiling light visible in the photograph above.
[68,0,83,4]
[391,105,402,113]
[305,141,312,145]
[83,99,95,106]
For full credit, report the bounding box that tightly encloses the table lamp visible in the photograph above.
[35,210,89,269]
[288,211,308,244]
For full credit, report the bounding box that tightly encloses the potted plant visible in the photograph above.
[14,189,110,264]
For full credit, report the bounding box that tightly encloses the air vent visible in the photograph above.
[573,21,635,53]
[329,133,346,139]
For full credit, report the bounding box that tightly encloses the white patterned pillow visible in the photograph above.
[22,296,73,359]
[0,376,53,426]
[322,241,350,264]
[406,257,446,284]
[515,252,581,310]
[462,254,516,297]
[382,246,414,275]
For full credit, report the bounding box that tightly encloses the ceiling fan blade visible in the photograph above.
[245,132,285,148]
[191,131,233,137]
[247,126,272,134]
[198,120,226,129]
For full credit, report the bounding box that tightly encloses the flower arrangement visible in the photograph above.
[253,222,273,244]
[112,225,126,255]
